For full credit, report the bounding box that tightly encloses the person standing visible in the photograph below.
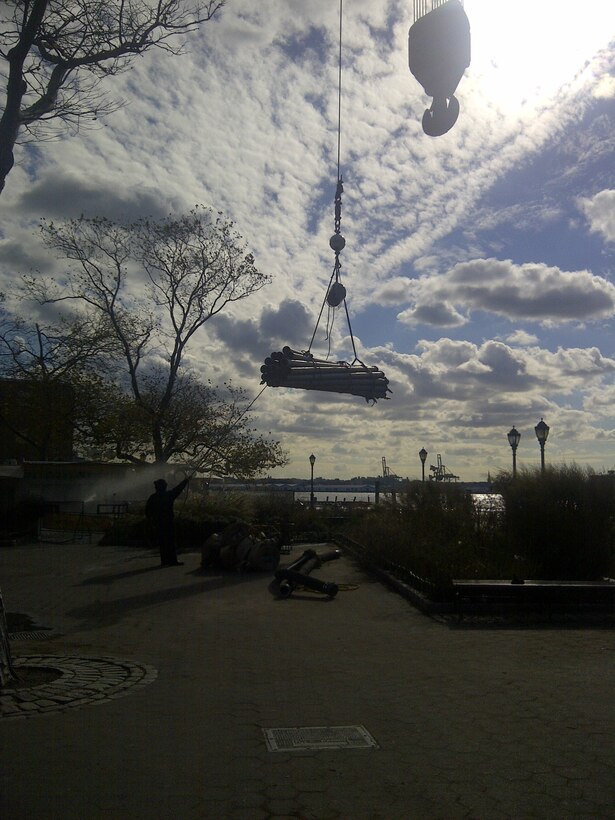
[145,476,189,567]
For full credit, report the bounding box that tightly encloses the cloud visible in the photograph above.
[396,258,615,326]
[376,337,615,410]
[504,330,540,346]
[585,383,615,416]
[592,75,615,99]
[578,189,615,243]
[397,300,466,328]
[0,237,50,274]
[208,299,313,357]
[15,172,173,221]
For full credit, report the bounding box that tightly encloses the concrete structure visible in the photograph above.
[0,379,74,461]
[1,541,614,818]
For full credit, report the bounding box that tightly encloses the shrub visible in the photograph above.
[496,465,615,579]
[343,482,517,595]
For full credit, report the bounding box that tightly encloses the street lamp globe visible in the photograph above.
[534,419,549,444]
[534,418,550,473]
[418,448,428,482]
[507,427,521,450]
[507,426,521,477]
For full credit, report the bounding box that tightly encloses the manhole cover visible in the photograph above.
[263,725,378,752]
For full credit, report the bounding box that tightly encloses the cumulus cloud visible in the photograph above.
[208,299,313,357]
[579,189,615,243]
[398,300,466,328]
[370,338,615,432]
[505,330,540,346]
[396,258,615,326]
[585,383,615,416]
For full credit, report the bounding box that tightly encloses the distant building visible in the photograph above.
[0,378,74,461]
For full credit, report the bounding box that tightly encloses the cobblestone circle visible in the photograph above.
[1,655,158,720]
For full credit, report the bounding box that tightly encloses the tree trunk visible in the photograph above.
[0,0,49,195]
[0,67,25,195]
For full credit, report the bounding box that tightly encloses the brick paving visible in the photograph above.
[1,655,157,719]
[1,541,614,819]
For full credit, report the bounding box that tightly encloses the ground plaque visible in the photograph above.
[263,725,378,752]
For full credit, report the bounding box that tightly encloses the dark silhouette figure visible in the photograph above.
[145,477,189,567]
[408,0,471,136]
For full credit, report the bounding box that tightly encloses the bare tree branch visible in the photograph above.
[24,206,282,473]
[0,1,225,192]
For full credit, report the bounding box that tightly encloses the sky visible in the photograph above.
[0,0,614,482]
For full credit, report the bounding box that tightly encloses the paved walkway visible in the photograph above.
[1,541,614,819]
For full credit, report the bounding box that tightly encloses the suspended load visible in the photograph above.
[261,347,390,402]
[408,0,471,136]
[260,1,390,404]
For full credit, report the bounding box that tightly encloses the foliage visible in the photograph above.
[98,492,250,548]
[343,482,514,595]
[28,208,273,466]
[341,470,615,594]
[495,465,615,579]
[5,207,287,476]
[0,311,118,458]
[72,370,287,477]
[0,1,225,193]
[7,467,615,588]
[182,490,255,523]
[0,313,113,379]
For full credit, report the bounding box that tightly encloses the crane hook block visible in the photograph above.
[408,0,471,137]
[326,281,347,307]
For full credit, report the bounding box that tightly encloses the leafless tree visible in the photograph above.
[0,0,225,193]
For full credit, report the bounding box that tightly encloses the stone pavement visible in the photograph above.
[1,541,614,819]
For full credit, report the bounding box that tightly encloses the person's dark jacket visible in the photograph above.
[145,478,189,534]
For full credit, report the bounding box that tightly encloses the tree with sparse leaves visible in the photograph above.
[0,0,225,194]
[21,206,286,474]
[76,369,288,478]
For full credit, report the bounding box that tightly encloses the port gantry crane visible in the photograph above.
[429,454,459,482]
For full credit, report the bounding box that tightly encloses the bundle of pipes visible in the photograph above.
[261,346,390,401]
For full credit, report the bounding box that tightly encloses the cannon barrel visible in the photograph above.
[274,549,342,598]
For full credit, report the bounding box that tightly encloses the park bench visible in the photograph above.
[452,579,615,618]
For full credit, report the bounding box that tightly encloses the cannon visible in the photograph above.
[274,548,342,598]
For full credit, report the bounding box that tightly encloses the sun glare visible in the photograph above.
[465,0,614,113]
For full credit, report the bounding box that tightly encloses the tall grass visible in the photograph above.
[343,482,516,595]
[342,468,615,591]
[496,465,615,580]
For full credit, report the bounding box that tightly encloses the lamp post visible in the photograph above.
[507,426,521,477]
[534,418,549,473]
[309,453,316,509]
[419,448,428,482]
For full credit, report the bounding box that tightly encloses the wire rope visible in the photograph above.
[336,0,343,182]
[308,0,352,356]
